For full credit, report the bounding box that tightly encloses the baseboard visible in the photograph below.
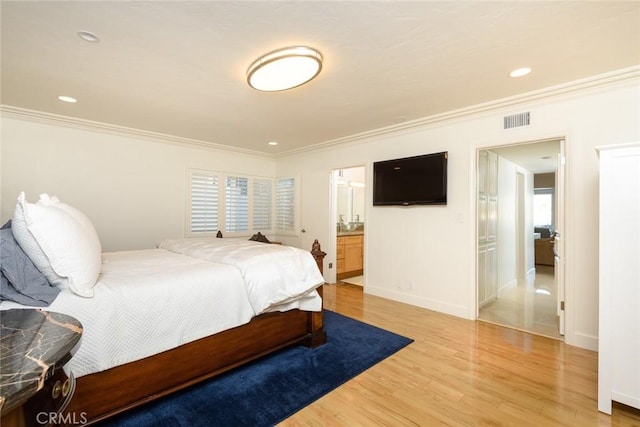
[566,331,598,351]
[365,285,470,319]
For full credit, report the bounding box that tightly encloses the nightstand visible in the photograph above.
[1,309,83,427]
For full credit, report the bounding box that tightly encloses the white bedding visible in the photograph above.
[1,241,324,377]
[159,237,324,314]
[1,249,255,377]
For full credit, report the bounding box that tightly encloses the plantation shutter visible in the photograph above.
[253,178,273,231]
[225,176,249,233]
[190,170,219,234]
[276,177,295,233]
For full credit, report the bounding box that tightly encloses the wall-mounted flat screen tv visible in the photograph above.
[373,151,448,206]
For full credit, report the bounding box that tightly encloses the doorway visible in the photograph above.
[332,166,365,287]
[476,139,565,339]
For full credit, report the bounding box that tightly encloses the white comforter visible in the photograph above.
[1,249,256,377]
[159,237,324,314]
[1,241,324,377]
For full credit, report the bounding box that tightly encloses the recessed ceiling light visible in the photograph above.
[268,141,278,146]
[58,96,77,103]
[77,31,100,43]
[247,46,323,92]
[510,67,532,78]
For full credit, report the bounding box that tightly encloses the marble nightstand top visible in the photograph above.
[0,309,82,415]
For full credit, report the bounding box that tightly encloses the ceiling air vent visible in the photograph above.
[503,112,530,129]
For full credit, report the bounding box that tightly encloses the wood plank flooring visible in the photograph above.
[280,283,640,426]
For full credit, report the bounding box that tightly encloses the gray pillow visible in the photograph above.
[0,222,60,306]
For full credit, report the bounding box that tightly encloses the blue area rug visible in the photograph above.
[100,311,412,427]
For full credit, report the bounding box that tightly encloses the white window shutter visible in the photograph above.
[253,178,273,232]
[189,170,219,234]
[225,176,249,233]
[276,177,295,233]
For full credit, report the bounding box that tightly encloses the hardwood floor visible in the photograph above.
[280,283,640,426]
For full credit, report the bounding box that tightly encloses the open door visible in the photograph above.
[555,141,566,335]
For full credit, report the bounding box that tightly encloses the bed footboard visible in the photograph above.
[64,305,324,424]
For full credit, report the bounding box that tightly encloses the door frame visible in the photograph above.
[473,137,568,339]
[330,165,366,286]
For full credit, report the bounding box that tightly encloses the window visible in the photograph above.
[276,177,296,233]
[534,188,554,228]
[187,169,275,236]
[225,176,249,233]
[188,170,219,234]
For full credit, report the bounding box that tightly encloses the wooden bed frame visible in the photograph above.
[63,241,327,425]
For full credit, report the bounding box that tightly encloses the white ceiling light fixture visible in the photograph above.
[268,141,278,146]
[58,95,77,103]
[510,67,532,78]
[247,46,323,92]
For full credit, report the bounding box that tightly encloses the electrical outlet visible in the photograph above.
[328,262,333,269]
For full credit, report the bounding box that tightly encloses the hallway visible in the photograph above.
[478,265,562,339]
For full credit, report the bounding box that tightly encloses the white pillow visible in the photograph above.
[12,193,65,285]
[12,192,102,298]
[38,194,100,241]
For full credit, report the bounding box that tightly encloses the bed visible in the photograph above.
[2,241,327,424]
[0,194,327,425]
[72,242,327,424]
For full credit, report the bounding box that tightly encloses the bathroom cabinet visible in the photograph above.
[337,234,364,279]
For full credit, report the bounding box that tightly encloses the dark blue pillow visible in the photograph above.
[0,221,59,306]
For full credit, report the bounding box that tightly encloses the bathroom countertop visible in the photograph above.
[337,231,364,236]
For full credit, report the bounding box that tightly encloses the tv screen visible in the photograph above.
[373,151,447,206]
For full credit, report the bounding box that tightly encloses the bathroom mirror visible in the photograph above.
[335,166,365,232]
[337,184,365,229]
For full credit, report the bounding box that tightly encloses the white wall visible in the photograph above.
[496,156,534,292]
[497,157,517,291]
[276,77,640,350]
[0,117,276,251]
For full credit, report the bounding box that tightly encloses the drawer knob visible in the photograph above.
[62,378,71,397]
[52,380,62,399]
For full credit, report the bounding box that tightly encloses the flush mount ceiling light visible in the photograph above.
[247,46,323,92]
[510,67,532,78]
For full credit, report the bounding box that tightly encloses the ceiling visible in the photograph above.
[1,2,639,155]
[492,140,560,174]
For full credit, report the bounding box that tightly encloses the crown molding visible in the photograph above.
[278,65,640,158]
[2,66,638,160]
[0,105,275,159]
